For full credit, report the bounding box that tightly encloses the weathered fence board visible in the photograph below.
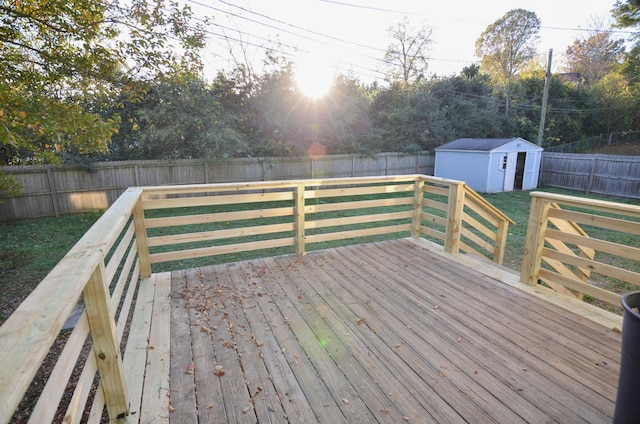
[540,152,640,200]
[0,153,435,220]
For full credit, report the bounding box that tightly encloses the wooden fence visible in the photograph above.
[0,152,434,220]
[540,152,640,200]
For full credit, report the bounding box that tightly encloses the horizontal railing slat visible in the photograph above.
[545,228,640,262]
[147,222,295,247]
[538,268,621,306]
[305,224,412,244]
[149,237,296,263]
[548,208,640,236]
[143,191,295,210]
[144,207,294,228]
[306,211,413,229]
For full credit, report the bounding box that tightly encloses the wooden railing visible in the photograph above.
[520,191,640,307]
[0,175,513,423]
[0,188,143,423]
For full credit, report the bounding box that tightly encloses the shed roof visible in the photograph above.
[435,137,540,152]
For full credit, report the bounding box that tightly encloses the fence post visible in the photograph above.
[133,196,151,278]
[444,182,465,254]
[412,177,425,240]
[586,155,597,194]
[83,262,129,420]
[45,167,61,217]
[295,183,306,256]
[520,194,551,285]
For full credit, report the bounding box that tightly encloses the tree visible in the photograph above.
[564,23,625,85]
[475,9,541,114]
[612,0,640,81]
[592,72,635,135]
[104,72,248,160]
[0,0,207,165]
[383,17,434,84]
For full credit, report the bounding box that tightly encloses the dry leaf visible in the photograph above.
[357,317,365,325]
[457,336,462,342]
[438,371,445,377]
[255,340,264,347]
[380,408,390,414]
[433,305,439,310]
[214,365,225,376]
[243,404,253,413]
[342,398,350,404]
[168,405,175,412]
[403,417,410,422]
[200,326,211,333]
[185,362,195,375]
[394,344,401,348]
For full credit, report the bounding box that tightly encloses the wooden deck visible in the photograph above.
[154,239,621,423]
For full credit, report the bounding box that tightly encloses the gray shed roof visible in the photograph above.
[435,137,530,151]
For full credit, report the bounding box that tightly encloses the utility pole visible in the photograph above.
[537,49,552,147]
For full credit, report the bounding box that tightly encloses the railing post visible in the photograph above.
[295,183,306,256]
[493,219,509,264]
[445,182,465,254]
[133,196,152,278]
[412,177,425,240]
[83,262,129,420]
[520,194,551,285]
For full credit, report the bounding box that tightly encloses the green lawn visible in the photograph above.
[1,185,638,324]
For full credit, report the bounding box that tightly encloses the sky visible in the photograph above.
[185,0,628,95]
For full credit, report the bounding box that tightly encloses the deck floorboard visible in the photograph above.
[164,239,621,423]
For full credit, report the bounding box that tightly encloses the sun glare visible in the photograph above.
[295,56,335,99]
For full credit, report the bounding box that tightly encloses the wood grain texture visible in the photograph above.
[166,239,621,423]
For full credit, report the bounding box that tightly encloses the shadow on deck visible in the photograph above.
[139,239,621,423]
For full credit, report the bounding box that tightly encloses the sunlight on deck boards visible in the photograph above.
[147,239,621,423]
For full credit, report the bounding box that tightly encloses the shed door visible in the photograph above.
[503,151,518,192]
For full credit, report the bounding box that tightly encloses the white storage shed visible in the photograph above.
[434,137,543,193]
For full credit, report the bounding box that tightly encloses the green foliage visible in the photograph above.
[0,0,207,165]
[475,9,541,83]
[509,76,599,145]
[369,76,512,151]
[475,9,541,115]
[106,72,248,160]
[612,0,640,30]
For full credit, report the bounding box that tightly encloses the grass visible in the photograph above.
[0,212,103,324]
[1,185,639,325]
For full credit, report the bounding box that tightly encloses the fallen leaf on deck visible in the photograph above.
[185,362,195,375]
[168,405,175,412]
[342,398,350,404]
[255,340,263,347]
[200,326,211,333]
[207,403,214,409]
[243,404,253,413]
[394,344,401,348]
[433,305,439,310]
[403,417,410,421]
[357,317,365,325]
[214,365,225,376]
